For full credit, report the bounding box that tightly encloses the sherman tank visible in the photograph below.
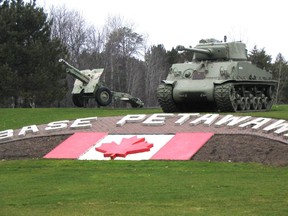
[157,38,277,112]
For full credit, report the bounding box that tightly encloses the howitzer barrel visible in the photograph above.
[59,59,90,84]
[176,45,212,55]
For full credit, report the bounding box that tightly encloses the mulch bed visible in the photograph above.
[0,134,287,166]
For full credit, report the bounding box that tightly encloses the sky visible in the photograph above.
[35,0,287,61]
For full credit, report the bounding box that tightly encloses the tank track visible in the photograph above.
[214,82,276,112]
[156,84,180,113]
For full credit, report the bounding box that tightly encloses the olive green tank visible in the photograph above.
[157,38,277,112]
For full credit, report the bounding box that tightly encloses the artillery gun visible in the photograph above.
[59,59,144,108]
[157,38,278,112]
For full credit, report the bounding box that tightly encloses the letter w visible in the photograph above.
[215,115,251,128]
[263,120,288,135]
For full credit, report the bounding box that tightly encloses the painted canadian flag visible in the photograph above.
[44,132,214,160]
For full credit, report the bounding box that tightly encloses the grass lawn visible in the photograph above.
[0,108,161,131]
[0,105,288,131]
[0,105,288,215]
[231,104,288,120]
[1,160,288,216]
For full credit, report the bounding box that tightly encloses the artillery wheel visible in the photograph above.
[95,87,112,106]
[72,93,84,107]
[156,83,180,113]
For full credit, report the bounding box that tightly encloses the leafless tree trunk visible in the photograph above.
[274,53,288,104]
[49,5,91,65]
[102,16,145,106]
[144,45,169,107]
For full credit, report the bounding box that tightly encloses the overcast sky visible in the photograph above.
[36,0,287,61]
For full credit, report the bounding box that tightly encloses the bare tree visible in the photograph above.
[49,5,89,65]
[145,45,169,107]
[77,26,106,69]
[102,16,145,101]
[273,53,288,103]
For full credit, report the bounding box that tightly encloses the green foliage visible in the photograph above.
[0,0,67,107]
[1,160,288,215]
[248,46,272,71]
[167,47,181,65]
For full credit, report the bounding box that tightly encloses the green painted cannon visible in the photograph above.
[59,59,144,108]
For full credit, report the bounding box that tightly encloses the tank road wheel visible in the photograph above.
[95,87,112,106]
[262,97,268,109]
[72,93,84,107]
[156,83,179,113]
[265,86,276,111]
[251,97,258,110]
[238,97,245,111]
[257,97,263,110]
[244,97,250,110]
[266,86,274,100]
[229,87,238,111]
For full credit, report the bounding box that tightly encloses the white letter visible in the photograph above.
[45,120,69,132]
[175,113,200,125]
[190,114,219,126]
[116,114,146,127]
[18,125,39,137]
[215,115,251,128]
[142,113,174,126]
[262,120,288,135]
[238,118,271,131]
[70,117,97,129]
[0,129,13,141]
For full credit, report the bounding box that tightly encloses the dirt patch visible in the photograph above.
[0,134,287,166]
[0,135,70,160]
[192,134,288,166]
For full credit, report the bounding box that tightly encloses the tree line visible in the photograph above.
[0,0,287,108]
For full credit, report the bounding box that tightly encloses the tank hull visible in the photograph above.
[157,39,278,113]
[157,80,277,112]
[173,79,215,102]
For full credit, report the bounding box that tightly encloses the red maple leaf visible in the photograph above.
[95,136,153,159]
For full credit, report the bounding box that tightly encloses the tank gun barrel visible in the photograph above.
[176,45,212,55]
[59,59,90,84]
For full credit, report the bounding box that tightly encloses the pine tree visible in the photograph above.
[0,0,67,107]
[248,46,272,71]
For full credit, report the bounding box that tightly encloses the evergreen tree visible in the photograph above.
[248,46,272,71]
[272,53,288,103]
[0,0,67,107]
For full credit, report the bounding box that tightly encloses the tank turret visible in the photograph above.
[156,38,278,112]
[177,39,248,61]
[176,45,213,55]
